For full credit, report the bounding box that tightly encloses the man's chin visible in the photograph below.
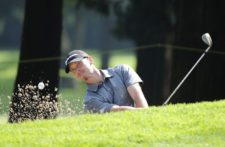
[79,76,88,82]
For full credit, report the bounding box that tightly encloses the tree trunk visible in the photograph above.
[8,0,62,123]
[137,44,165,105]
[134,0,173,105]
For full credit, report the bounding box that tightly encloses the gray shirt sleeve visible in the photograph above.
[119,64,143,87]
[84,93,114,113]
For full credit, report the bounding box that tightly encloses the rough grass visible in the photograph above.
[0,100,224,146]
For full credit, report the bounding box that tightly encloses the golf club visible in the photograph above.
[163,33,213,105]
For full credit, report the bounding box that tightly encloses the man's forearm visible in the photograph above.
[134,97,149,108]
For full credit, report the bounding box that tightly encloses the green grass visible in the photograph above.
[0,50,19,114]
[0,100,224,146]
[0,49,136,115]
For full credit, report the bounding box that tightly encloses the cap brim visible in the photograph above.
[65,57,84,73]
[68,57,84,64]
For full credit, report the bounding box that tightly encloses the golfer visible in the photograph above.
[65,50,148,113]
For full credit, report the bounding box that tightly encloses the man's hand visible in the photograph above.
[110,105,135,112]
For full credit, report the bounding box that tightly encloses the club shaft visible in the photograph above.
[163,46,211,105]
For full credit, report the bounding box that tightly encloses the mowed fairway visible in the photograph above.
[0,100,224,146]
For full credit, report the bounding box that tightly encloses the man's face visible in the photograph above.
[68,57,93,82]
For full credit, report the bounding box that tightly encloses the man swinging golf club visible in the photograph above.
[65,50,148,113]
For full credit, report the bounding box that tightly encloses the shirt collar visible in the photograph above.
[100,69,113,79]
[87,69,113,92]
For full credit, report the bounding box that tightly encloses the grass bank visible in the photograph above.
[0,100,224,146]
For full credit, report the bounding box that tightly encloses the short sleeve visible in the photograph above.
[119,64,143,87]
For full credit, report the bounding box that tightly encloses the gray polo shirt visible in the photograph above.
[84,64,143,113]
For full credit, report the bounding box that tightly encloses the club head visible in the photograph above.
[202,33,212,47]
